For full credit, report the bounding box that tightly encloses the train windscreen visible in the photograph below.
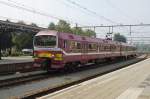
[34,35,56,47]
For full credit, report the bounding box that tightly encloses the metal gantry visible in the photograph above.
[79,23,150,34]
[79,23,150,43]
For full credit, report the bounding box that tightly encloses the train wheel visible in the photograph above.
[64,62,77,72]
[95,59,101,64]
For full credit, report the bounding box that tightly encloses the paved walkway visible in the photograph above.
[39,58,150,99]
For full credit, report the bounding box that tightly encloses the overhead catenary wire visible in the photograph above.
[65,0,142,34]
[56,0,99,25]
[0,0,83,26]
[65,0,129,36]
[57,0,101,19]
[105,0,141,33]
[2,0,149,40]
[106,0,140,23]
[65,0,118,24]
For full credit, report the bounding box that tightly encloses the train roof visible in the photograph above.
[58,32,121,45]
[35,30,57,36]
[36,30,133,46]
[58,32,104,43]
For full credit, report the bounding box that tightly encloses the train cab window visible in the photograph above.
[34,35,56,47]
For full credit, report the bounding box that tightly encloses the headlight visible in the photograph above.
[54,54,63,61]
[55,54,62,57]
[38,53,53,58]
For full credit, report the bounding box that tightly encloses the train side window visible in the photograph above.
[124,46,126,51]
[88,43,97,51]
[117,45,120,51]
[108,45,111,51]
[104,45,106,51]
[114,45,116,51]
[89,44,92,49]
[113,45,116,51]
[111,45,115,51]
[127,46,129,51]
[93,44,97,50]
[68,41,81,52]
[77,42,81,49]
[64,40,67,48]
[70,41,75,49]
[98,44,101,52]
[121,46,123,51]
[100,44,104,51]
[104,44,110,51]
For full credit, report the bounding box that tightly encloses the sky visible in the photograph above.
[0,0,150,43]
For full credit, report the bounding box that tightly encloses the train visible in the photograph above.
[33,30,137,71]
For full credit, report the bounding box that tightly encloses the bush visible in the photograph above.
[1,50,9,57]
[10,51,23,56]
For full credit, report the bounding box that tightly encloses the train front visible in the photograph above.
[33,31,64,71]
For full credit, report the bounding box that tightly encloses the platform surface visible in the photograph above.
[39,58,150,99]
[0,56,33,65]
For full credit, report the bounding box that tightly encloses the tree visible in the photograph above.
[72,27,84,35]
[47,20,96,37]
[17,21,26,25]
[113,33,127,43]
[6,19,10,22]
[48,22,56,30]
[55,20,72,33]
[30,23,38,27]
[12,32,33,50]
[83,29,96,37]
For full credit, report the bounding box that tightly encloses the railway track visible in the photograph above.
[0,55,147,99]
[0,62,40,75]
[0,56,135,88]
[0,61,114,88]
[0,72,48,88]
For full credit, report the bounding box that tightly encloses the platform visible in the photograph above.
[39,58,150,99]
[0,56,33,65]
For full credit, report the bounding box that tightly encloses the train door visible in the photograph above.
[84,42,88,53]
[81,42,88,63]
[119,43,122,56]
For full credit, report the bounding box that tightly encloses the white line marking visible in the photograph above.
[38,76,118,99]
[116,88,144,99]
